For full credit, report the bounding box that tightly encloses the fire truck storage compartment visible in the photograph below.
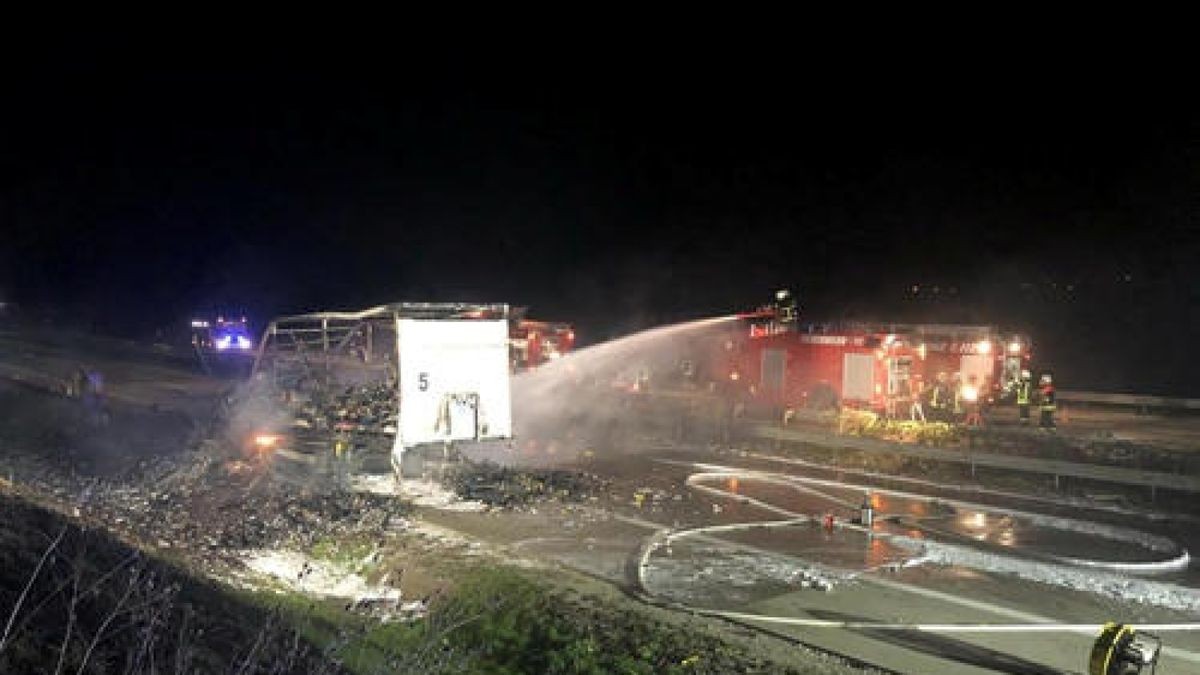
[888,357,913,397]
[959,353,993,387]
[761,348,786,392]
[842,353,875,402]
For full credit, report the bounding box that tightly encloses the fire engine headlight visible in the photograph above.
[214,336,232,350]
[236,335,252,349]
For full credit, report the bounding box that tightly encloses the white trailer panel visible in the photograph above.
[393,319,513,454]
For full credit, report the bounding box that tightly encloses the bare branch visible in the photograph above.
[172,607,192,675]
[74,565,138,675]
[53,544,86,675]
[232,611,275,675]
[0,524,68,654]
[6,543,139,646]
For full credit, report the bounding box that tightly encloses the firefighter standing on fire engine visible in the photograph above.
[1016,370,1033,425]
[1038,373,1057,429]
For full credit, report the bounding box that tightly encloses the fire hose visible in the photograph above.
[625,462,1200,671]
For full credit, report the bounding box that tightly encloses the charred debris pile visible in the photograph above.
[289,382,398,435]
[4,438,412,572]
[96,452,413,562]
[441,461,611,508]
[240,379,398,437]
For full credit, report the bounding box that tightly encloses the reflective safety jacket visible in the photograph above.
[1039,384,1056,411]
[1016,380,1032,406]
[930,384,948,409]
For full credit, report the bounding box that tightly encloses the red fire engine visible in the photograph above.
[707,295,1030,414]
[510,318,575,371]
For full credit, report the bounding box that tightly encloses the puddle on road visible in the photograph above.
[906,512,1167,563]
[515,538,633,581]
[645,543,850,607]
[713,525,912,569]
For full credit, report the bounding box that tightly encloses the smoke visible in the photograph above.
[509,316,737,464]
[221,379,293,444]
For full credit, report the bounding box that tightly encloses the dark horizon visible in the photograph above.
[2,60,1196,395]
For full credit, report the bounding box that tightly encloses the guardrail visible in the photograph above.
[747,423,1200,498]
[1059,390,1200,413]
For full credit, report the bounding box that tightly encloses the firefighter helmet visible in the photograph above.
[1040,373,1053,385]
[1021,370,1031,380]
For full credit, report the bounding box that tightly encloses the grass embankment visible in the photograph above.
[0,488,336,674]
[3,488,851,674]
[269,565,821,675]
[285,530,826,674]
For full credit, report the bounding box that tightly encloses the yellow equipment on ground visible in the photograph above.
[1089,622,1161,674]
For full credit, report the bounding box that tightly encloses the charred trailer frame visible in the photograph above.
[251,303,514,478]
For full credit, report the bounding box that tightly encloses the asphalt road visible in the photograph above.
[588,450,1200,674]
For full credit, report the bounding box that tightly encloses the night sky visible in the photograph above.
[2,55,1196,394]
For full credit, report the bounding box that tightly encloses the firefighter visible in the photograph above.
[1038,373,1057,429]
[83,368,109,427]
[963,374,984,427]
[69,366,87,399]
[930,372,950,421]
[1016,370,1033,425]
[636,368,650,394]
[951,372,964,422]
[909,375,926,422]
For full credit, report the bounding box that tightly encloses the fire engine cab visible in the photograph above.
[509,313,575,372]
[709,292,1030,414]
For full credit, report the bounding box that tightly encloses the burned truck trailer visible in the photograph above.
[249,303,513,478]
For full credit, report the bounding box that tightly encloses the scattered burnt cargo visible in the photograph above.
[279,381,398,435]
[442,460,611,508]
